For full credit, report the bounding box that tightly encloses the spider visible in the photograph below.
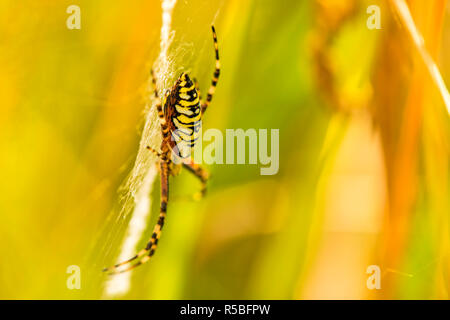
[103,26,220,275]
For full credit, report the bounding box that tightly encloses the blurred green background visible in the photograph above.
[0,0,449,299]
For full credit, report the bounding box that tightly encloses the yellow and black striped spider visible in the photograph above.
[103,26,220,275]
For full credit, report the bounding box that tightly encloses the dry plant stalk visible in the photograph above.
[372,0,448,298]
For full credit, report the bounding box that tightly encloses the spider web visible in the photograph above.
[99,0,224,298]
[103,0,179,298]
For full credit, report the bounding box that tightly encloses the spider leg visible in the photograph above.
[146,145,162,158]
[193,77,202,101]
[201,26,221,115]
[151,69,171,139]
[182,159,209,200]
[103,161,170,274]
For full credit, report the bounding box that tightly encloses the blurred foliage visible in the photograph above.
[0,0,449,299]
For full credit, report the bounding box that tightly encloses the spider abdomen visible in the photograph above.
[168,73,202,157]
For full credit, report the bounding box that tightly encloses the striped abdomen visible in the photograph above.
[168,73,201,158]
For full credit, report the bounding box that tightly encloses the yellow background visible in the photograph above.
[0,0,449,299]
